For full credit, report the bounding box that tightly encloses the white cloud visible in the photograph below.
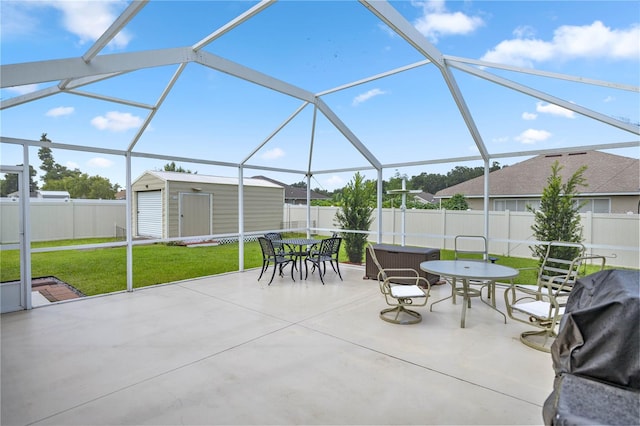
[91,111,143,132]
[413,0,484,43]
[46,0,131,48]
[66,161,79,170]
[515,128,552,145]
[604,96,615,103]
[261,148,285,160]
[536,102,576,118]
[481,21,640,67]
[87,157,113,168]
[5,84,39,95]
[0,2,50,42]
[46,106,74,117]
[513,25,536,39]
[352,88,387,106]
[522,112,537,120]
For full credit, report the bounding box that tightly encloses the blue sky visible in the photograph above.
[1,0,639,192]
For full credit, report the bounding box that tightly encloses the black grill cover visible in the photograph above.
[543,269,640,425]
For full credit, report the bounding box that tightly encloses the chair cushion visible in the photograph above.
[513,300,565,318]
[390,285,426,298]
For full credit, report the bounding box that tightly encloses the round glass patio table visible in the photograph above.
[420,260,519,328]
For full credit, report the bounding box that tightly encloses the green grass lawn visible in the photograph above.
[0,237,609,297]
[1,240,263,296]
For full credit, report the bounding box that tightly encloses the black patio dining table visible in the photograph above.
[273,238,321,280]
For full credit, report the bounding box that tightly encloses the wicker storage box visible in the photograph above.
[365,244,440,284]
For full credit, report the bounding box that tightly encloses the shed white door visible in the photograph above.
[137,190,162,238]
[180,193,211,237]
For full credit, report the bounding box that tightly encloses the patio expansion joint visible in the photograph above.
[297,322,545,410]
[175,281,358,325]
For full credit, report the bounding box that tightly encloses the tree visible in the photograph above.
[411,172,448,194]
[334,172,375,263]
[37,133,55,174]
[38,133,81,183]
[528,161,587,262]
[163,162,194,173]
[44,173,117,199]
[37,133,119,199]
[442,193,468,210]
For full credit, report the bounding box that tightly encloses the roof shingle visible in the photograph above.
[435,151,640,198]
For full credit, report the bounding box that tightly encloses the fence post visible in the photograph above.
[584,211,593,256]
[440,208,447,250]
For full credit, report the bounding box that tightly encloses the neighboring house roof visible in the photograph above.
[413,191,435,204]
[135,171,283,189]
[435,151,640,199]
[115,190,126,200]
[252,176,330,201]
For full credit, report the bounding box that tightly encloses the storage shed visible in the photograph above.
[131,171,284,239]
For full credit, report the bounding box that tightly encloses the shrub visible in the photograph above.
[334,172,375,263]
[528,161,587,262]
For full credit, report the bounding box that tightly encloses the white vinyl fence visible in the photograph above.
[284,205,639,269]
[1,199,637,269]
[0,199,126,243]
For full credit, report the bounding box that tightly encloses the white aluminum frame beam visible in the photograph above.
[451,61,640,135]
[127,63,188,151]
[82,0,149,63]
[360,0,444,67]
[318,59,432,96]
[242,102,310,165]
[1,72,131,110]
[192,0,275,52]
[195,51,315,102]
[2,48,197,88]
[360,0,490,160]
[315,98,382,169]
[445,55,640,93]
[66,90,155,110]
[58,0,148,91]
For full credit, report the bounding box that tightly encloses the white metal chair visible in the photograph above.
[504,241,606,352]
[367,243,430,325]
[431,235,497,310]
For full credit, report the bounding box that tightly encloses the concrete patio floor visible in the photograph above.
[1,263,555,425]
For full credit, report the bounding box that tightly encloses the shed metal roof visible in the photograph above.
[137,171,283,189]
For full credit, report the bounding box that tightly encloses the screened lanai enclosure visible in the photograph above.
[1,0,639,311]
